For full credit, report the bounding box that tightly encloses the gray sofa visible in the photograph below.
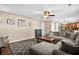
[0,37,5,48]
[53,36,79,55]
[0,37,5,54]
[30,32,79,55]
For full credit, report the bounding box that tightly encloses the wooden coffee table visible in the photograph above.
[38,36,56,44]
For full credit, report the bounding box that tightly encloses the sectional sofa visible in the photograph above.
[30,32,79,55]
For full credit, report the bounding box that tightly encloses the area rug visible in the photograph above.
[10,39,37,55]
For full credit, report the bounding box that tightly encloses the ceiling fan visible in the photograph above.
[41,11,55,19]
[34,9,55,19]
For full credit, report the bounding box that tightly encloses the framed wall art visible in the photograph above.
[18,19,26,27]
[7,19,14,25]
[29,22,31,27]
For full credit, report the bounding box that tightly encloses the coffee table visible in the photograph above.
[37,36,57,44]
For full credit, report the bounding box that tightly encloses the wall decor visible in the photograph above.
[18,19,26,27]
[7,19,14,25]
[29,22,31,27]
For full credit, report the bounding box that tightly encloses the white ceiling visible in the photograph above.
[0,4,79,23]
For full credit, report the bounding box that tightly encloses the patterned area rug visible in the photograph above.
[10,39,37,55]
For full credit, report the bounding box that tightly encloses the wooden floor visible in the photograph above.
[2,43,13,55]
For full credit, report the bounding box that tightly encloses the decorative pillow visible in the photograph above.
[75,35,79,44]
[58,32,65,37]
[61,41,79,55]
[69,32,79,40]
[69,33,75,40]
[65,32,70,38]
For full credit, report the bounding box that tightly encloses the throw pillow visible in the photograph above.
[69,32,79,40]
[65,32,70,38]
[75,35,79,44]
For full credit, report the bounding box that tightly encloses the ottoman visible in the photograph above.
[30,41,61,55]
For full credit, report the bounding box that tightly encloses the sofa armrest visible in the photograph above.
[52,50,71,55]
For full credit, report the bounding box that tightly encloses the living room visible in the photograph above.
[0,4,79,55]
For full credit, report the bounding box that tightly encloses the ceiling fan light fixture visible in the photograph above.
[44,11,50,16]
[43,15,49,19]
[42,10,55,19]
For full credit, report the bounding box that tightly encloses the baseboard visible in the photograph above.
[9,37,35,43]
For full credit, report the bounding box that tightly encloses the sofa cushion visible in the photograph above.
[53,32,59,36]
[61,40,79,55]
[69,33,75,40]
[58,32,65,37]
[0,37,5,48]
[53,49,70,55]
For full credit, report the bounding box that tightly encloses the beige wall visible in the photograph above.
[0,11,42,43]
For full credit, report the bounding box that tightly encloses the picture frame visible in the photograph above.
[7,19,14,25]
[18,19,26,27]
[29,22,31,27]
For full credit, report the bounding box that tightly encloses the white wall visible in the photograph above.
[51,22,56,31]
[42,22,45,36]
[0,11,42,43]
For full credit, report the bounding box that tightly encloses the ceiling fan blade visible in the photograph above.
[49,14,55,16]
